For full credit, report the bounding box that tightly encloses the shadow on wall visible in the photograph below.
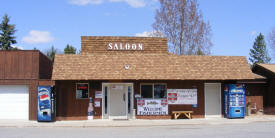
[264,107,275,115]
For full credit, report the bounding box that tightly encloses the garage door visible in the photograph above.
[0,85,29,119]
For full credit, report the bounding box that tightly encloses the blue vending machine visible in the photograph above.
[224,84,245,118]
[37,86,56,122]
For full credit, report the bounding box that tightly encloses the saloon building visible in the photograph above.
[52,36,258,120]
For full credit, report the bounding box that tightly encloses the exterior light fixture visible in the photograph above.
[124,64,130,70]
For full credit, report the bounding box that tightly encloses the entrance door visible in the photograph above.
[109,85,127,119]
[205,83,221,118]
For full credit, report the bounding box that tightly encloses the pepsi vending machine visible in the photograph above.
[224,84,245,118]
[37,86,56,122]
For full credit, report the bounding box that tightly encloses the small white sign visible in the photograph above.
[95,91,102,98]
[135,94,141,98]
[94,100,101,107]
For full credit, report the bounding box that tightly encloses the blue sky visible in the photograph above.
[0,0,275,62]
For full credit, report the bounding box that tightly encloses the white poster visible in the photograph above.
[94,99,101,107]
[137,99,168,115]
[95,91,102,98]
[167,89,197,105]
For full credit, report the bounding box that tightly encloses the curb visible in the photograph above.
[1,118,275,128]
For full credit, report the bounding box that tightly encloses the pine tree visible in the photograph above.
[249,33,271,65]
[46,45,57,62]
[64,44,76,54]
[0,14,17,50]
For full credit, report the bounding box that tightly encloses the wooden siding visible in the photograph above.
[245,83,266,113]
[55,80,103,120]
[39,53,53,79]
[55,80,212,120]
[0,51,39,80]
[0,50,53,80]
[252,64,275,114]
[0,50,53,120]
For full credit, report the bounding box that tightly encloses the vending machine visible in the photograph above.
[224,84,245,118]
[37,86,56,122]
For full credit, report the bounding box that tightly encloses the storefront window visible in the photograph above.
[154,84,166,98]
[141,85,153,98]
[76,83,89,99]
[141,84,166,99]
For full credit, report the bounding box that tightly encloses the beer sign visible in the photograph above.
[167,89,197,105]
[137,99,168,115]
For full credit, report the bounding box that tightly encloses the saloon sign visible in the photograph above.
[137,99,168,115]
[107,43,143,50]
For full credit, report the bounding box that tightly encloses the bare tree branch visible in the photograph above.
[268,28,275,58]
[153,0,212,55]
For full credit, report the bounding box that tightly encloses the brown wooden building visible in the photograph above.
[52,36,258,120]
[252,64,275,114]
[0,50,53,120]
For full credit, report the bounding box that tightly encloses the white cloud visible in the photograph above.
[69,0,154,8]
[250,30,257,36]
[22,30,54,44]
[136,31,164,37]
[109,0,146,8]
[69,0,104,5]
[11,45,24,50]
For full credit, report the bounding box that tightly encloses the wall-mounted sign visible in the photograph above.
[137,99,168,115]
[95,91,102,98]
[111,85,124,90]
[94,98,101,107]
[167,89,197,105]
[108,43,143,50]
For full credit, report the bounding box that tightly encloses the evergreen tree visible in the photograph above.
[249,33,271,65]
[45,45,57,62]
[0,14,17,50]
[64,44,76,54]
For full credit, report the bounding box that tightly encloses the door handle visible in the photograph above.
[123,93,125,102]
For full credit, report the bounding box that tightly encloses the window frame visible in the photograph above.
[140,83,167,99]
[76,83,89,99]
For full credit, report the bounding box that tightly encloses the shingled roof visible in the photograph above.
[52,53,255,80]
[257,64,275,74]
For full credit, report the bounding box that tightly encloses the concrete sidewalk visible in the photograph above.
[1,115,275,128]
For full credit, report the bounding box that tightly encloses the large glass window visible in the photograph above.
[154,84,166,98]
[140,84,166,99]
[141,85,153,98]
[76,83,89,99]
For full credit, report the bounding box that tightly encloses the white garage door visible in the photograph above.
[0,85,29,119]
